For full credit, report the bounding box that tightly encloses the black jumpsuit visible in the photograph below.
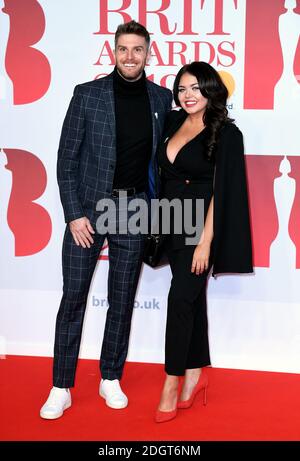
[158,122,215,376]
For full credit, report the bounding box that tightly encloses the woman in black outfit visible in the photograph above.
[155,62,253,423]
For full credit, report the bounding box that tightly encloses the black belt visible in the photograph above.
[111,187,145,198]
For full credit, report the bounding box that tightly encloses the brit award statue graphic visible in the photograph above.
[274,0,300,109]
[271,0,300,268]
[269,156,296,269]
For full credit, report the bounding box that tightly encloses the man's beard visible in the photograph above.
[116,60,146,82]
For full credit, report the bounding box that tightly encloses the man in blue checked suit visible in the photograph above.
[40,21,172,419]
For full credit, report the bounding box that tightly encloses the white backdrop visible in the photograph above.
[1,0,300,373]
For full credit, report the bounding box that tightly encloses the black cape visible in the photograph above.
[161,109,253,277]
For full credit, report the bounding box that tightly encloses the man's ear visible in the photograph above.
[146,48,151,65]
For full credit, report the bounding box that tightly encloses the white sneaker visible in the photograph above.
[40,387,72,419]
[99,379,128,409]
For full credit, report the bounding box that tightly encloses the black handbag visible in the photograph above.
[143,233,169,268]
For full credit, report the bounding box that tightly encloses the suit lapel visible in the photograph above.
[146,81,159,158]
[101,75,116,139]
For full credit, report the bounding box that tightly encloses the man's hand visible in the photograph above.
[69,217,95,248]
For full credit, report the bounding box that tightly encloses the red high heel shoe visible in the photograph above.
[155,407,177,423]
[177,370,208,409]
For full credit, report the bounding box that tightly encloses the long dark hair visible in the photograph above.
[173,61,233,159]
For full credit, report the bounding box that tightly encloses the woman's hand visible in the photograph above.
[191,241,211,275]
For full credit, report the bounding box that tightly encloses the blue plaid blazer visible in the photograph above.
[57,72,173,223]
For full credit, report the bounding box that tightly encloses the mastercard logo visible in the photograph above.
[218,71,235,98]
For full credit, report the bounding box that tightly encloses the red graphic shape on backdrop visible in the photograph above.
[4,148,52,256]
[244,0,300,109]
[288,156,300,269]
[246,155,282,267]
[2,0,51,104]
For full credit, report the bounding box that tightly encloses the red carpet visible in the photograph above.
[1,355,300,441]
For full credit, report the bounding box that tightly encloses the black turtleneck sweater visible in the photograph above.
[113,68,152,190]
